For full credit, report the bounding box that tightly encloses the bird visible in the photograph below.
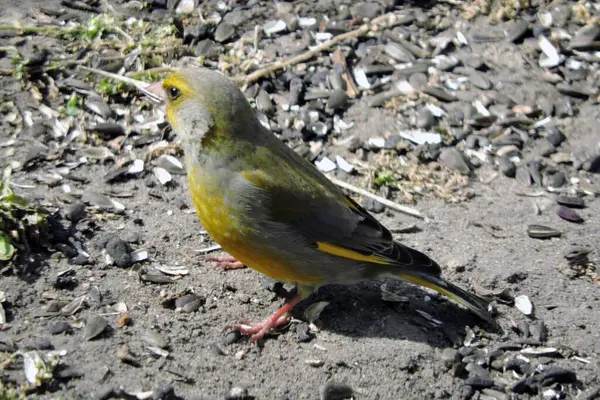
[146,67,494,342]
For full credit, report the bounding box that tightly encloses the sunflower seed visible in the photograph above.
[556,205,584,223]
[60,295,86,316]
[527,225,561,239]
[555,196,585,209]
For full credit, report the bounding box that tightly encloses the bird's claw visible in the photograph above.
[225,314,292,343]
[204,254,246,270]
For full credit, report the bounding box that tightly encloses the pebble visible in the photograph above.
[498,156,516,177]
[326,89,348,111]
[465,374,494,389]
[64,202,86,222]
[315,157,336,172]
[214,22,235,43]
[582,155,600,173]
[320,382,353,400]
[175,0,195,14]
[49,321,72,335]
[226,386,248,400]
[416,108,436,129]
[439,148,471,175]
[262,20,287,35]
[545,128,565,147]
[105,237,132,268]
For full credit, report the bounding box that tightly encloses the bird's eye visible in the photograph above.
[167,86,181,101]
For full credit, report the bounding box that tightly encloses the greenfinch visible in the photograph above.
[147,67,493,342]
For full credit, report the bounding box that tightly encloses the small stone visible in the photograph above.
[536,139,556,157]
[498,156,516,177]
[326,89,348,111]
[223,331,241,345]
[529,320,548,343]
[537,366,576,386]
[296,323,312,342]
[416,108,436,129]
[440,348,460,367]
[214,22,235,43]
[227,386,248,400]
[512,377,536,394]
[255,90,274,115]
[64,202,86,223]
[569,24,600,50]
[105,237,132,268]
[545,171,565,188]
[362,197,385,214]
[320,382,353,400]
[545,128,565,147]
[175,0,195,13]
[465,374,494,389]
[506,19,530,43]
[350,2,382,19]
[315,157,336,172]
[582,155,600,173]
[439,148,471,175]
[262,20,287,35]
[49,321,72,335]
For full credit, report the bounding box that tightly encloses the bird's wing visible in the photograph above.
[238,138,440,275]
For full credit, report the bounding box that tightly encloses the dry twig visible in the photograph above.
[327,176,425,219]
[234,11,408,86]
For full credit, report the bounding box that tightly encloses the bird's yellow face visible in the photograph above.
[159,72,215,145]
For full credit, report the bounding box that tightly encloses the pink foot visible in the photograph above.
[204,254,246,270]
[225,295,303,343]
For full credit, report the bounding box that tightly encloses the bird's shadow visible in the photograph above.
[286,280,496,348]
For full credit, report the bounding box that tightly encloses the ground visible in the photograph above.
[0,0,599,399]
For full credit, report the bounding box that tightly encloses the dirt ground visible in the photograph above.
[1,0,599,399]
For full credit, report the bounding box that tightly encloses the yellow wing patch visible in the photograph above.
[316,242,391,265]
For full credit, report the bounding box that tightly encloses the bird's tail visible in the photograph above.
[380,270,494,324]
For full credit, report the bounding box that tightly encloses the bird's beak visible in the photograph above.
[142,80,166,104]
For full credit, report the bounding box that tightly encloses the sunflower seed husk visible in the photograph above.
[155,265,189,276]
[556,205,584,223]
[83,315,108,341]
[520,347,558,356]
[141,330,169,349]
[527,225,562,239]
[564,248,590,266]
[174,294,204,313]
[304,301,329,323]
[60,295,86,316]
[514,294,533,315]
[139,268,174,284]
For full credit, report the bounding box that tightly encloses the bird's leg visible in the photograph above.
[204,253,246,270]
[225,294,303,343]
